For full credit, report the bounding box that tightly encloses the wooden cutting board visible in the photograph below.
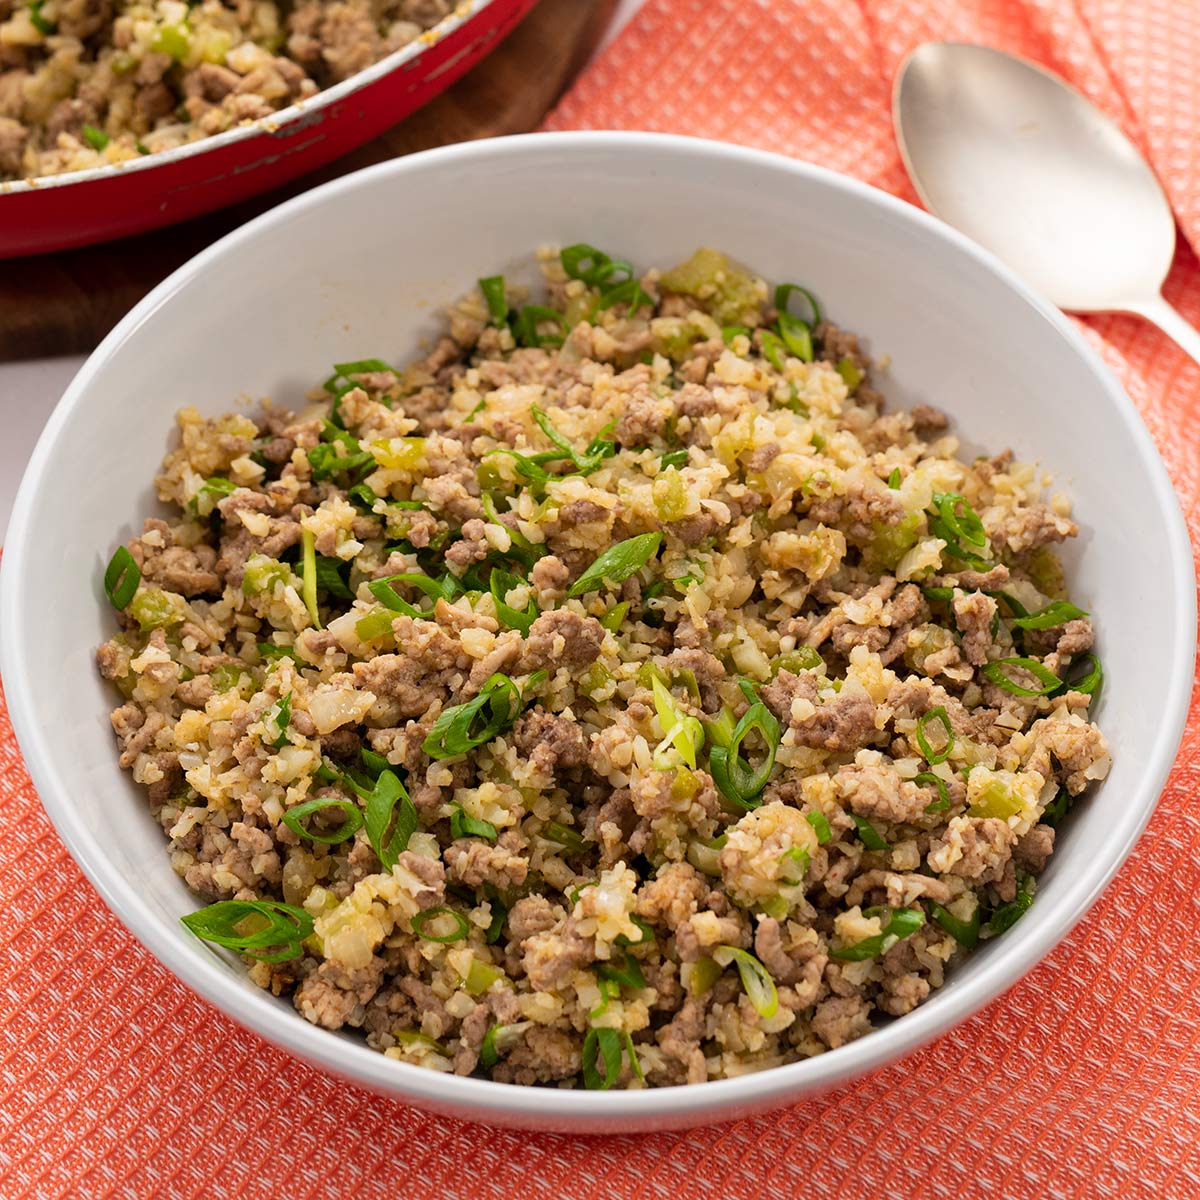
[0,0,614,361]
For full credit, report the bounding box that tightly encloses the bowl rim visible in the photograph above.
[0,0,500,197]
[2,130,1194,1126]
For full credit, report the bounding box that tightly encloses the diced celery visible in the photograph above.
[370,437,426,469]
[659,248,760,325]
[464,958,504,996]
[774,647,823,674]
[152,22,190,60]
[210,663,249,694]
[355,608,395,642]
[863,512,922,571]
[129,587,184,631]
[242,556,292,597]
[652,469,689,522]
[684,955,723,996]
[968,780,1024,819]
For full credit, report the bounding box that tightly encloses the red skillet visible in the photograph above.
[0,0,536,258]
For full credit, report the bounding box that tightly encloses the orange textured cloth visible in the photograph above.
[4,2,1200,1196]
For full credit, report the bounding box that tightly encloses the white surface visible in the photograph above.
[1,133,1194,1133]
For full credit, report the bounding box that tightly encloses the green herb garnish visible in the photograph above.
[263,692,292,748]
[708,680,781,810]
[925,898,980,948]
[449,805,498,842]
[982,657,1062,697]
[713,945,778,1018]
[81,124,109,151]
[916,705,954,764]
[851,813,888,851]
[914,771,951,813]
[568,532,662,598]
[103,545,140,609]
[181,899,312,962]
[423,673,523,759]
[411,907,470,943]
[1010,600,1088,630]
[281,796,363,845]
[830,906,925,961]
[805,810,832,844]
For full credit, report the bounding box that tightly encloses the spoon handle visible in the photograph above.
[1126,295,1200,369]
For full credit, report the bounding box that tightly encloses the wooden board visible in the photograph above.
[0,0,614,360]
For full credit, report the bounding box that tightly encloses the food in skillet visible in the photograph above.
[0,0,456,180]
[96,245,1110,1088]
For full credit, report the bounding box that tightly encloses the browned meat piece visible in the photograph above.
[521,610,605,672]
[835,764,929,825]
[509,707,588,776]
[811,994,872,1049]
[445,518,490,573]
[1015,824,1056,873]
[521,919,595,990]
[444,832,529,890]
[928,817,1015,883]
[953,591,998,667]
[636,862,708,928]
[295,960,384,1030]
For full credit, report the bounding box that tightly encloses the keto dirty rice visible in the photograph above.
[97,245,1111,1089]
[0,0,456,180]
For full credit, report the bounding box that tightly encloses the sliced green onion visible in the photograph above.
[485,898,507,944]
[181,899,312,963]
[661,448,689,470]
[774,283,821,327]
[779,845,810,881]
[924,898,980,949]
[712,945,778,1019]
[313,555,353,600]
[323,358,393,403]
[567,879,598,906]
[830,907,925,961]
[28,0,55,33]
[836,356,863,391]
[776,311,813,362]
[300,528,320,628]
[542,819,589,854]
[851,813,888,851]
[805,810,832,844]
[721,324,750,345]
[490,568,538,636]
[1011,600,1087,630]
[931,492,988,548]
[760,329,786,372]
[1060,652,1103,698]
[357,769,417,871]
[596,278,652,315]
[281,796,363,845]
[188,475,237,514]
[916,706,954,764]
[982,657,1062,697]
[561,244,632,287]
[615,914,654,948]
[263,692,292,749]
[922,585,955,602]
[81,124,109,151]
[478,275,508,326]
[982,872,1035,937]
[360,748,389,777]
[650,675,704,770]
[464,957,504,995]
[449,805,498,842]
[103,546,140,609]
[708,685,781,810]
[597,951,646,992]
[423,673,522,759]
[599,602,629,633]
[1041,786,1071,828]
[581,1027,624,1090]
[773,646,823,675]
[513,305,566,348]
[887,467,902,489]
[411,907,470,943]
[568,532,662,598]
[914,771,951,813]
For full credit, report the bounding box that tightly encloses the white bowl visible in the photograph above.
[1,132,1193,1133]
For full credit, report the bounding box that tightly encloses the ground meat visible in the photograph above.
[656,995,709,1085]
[509,707,588,777]
[928,816,1015,883]
[1015,824,1056,873]
[953,591,998,667]
[444,518,491,573]
[294,960,385,1030]
[352,620,467,722]
[444,832,529,889]
[835,764,929,825]
[521,610,605,673]
[505,895,557,944]
[0,115,26,173]
[988,502,1078,553]
[636,863,708,928]
[878,972,931,1016]
[909,404,949,436]
[130,519,222,596]
[811,994,873,1049]
[666,511,722,546]
[530,554,571,604]
[521,920,595,990]
[792,691,880,753]
[491,1026,581,1086]
[1023,715,1112,794]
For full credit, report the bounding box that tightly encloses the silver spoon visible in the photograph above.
[894,41,1200,365]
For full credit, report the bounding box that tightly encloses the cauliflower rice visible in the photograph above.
[96,245,1111,1089]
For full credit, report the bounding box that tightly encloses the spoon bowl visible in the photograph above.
[895,42,1200,361]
